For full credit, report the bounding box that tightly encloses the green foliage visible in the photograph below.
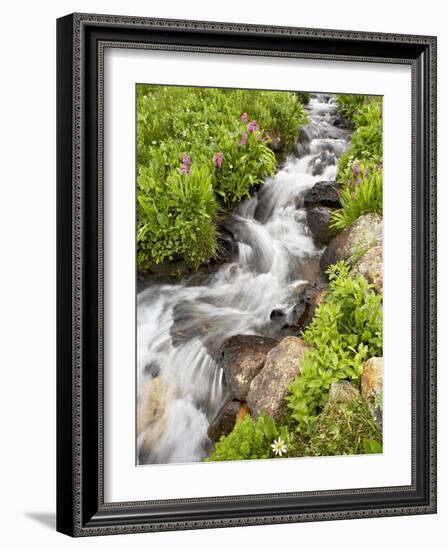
[206,413,292,462]
[302,397,382,456]
[137,85,308,270]
[210,130,277,202]
[331,95,383,232]
[137,164,218,270]
[363,438,383,454]
[286,262,383,433]
[337,97,383,185]
[233,89,309,152]
[336,94,368,121]
[330,170,383,231]
[293,91,311,105]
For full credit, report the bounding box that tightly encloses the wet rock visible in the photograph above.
[216,234,238,264]
[143,360,161,378]
[303,181,341,208]
[328,380,360,403]
[304,287,328,325]
[361,357,383,428]
[247,336,311,421]
[183,267,215,287]
[296,142,310,157]
[220,335,279,399]
[333,116,354,130]
[307,206,339,245]
[291,281,310,297]
[211,219,238,265]
[293,256,323,282]
[272,285,326,338]
[320,213,383,273]
[137,377,178,463]
[290,299,307,327]
[352,245,383,293]
[289,284,328,333]
[309,152,336,176]
[270,309,286,321]
[207,400,242,442]
[146,258,191,279]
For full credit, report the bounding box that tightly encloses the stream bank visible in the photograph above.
[136,94,365,464]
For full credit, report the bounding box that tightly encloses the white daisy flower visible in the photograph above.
[271,437,287,457]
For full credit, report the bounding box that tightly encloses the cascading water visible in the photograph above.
[137,94,351,465]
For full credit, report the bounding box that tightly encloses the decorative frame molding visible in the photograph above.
[57,13,437,536]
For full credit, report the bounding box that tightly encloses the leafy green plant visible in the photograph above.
[206,412,292,462]
[293,91,311,106]
[137,163,218,270]
[137,85,308,270]
[286,262,383,433]
[336,94,368,121]
[330,170,383,231]
[337,97,383,185]
[302,397,382,456]
[363,438,383,454]
[210,130,277,203]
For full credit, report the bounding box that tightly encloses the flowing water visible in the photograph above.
[137,94,350,465]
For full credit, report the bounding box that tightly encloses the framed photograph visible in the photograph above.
[56,13,437,536]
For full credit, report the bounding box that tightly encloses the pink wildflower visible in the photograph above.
[181,153,191,174]
[247,120,259,134]
[214,152,224,168]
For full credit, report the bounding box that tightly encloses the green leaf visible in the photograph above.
[362,439,383,454]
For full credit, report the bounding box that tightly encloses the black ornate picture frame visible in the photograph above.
[56,13,437,536]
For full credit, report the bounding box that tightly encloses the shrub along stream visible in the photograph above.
[137,86,309,271]
[331,95,383,230]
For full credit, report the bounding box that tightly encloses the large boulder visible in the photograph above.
[352,245,383,294]
[361,357,383,428]
[247,336,310,421]
[320,213,383,273]
[220,335,279,399]
[307,206,339,246]
[303,181,342,208]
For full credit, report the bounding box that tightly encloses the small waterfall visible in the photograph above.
[137,93,350,464]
